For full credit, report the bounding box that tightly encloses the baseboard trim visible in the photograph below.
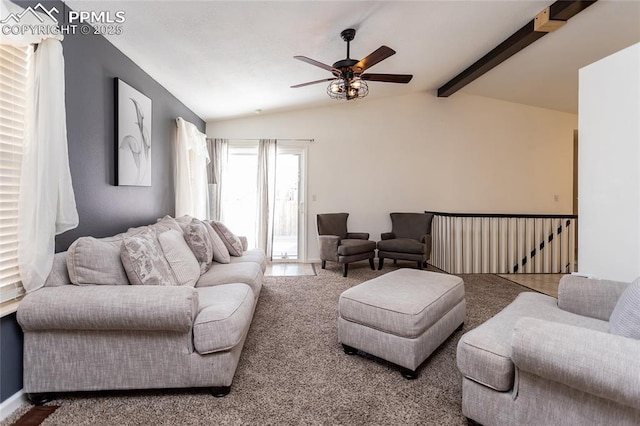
[0,389,26,422]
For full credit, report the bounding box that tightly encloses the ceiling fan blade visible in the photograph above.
[291,78,334,88]
[361,73,413,84]
[294,56,340,74]
[353,46,396,72]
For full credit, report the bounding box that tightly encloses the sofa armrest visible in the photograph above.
[346,232,369,240]
[318,235,340,261]
[17,285,198,333]
[512,317,640,409]
[558,275,629,321]
[381,232,395,240]
[239,236,249,251]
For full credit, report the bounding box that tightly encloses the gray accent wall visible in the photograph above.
[1,0,205,403]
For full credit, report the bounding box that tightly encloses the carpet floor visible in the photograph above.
[3,263,530,426]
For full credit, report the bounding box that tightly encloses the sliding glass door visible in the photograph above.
[220,143,258,248]
[220,141,307,261]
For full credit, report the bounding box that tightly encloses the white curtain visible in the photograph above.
[175,117,209,219]
[3,0,79,293]
[257,139,277,255]
[206,138,228,221]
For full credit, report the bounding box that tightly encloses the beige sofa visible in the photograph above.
[457,275,640,425]
[17,217,266,404]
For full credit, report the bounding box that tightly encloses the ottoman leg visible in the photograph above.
[400,367,418,380]
[378,258,384,270]
[369,258,375,270]
[210,386,231,397]
[342,263,349,277]
[342,344,358,355]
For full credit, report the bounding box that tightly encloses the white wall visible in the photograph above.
[208,92,577,261]
[578,43,640,282]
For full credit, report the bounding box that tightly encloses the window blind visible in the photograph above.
[0,44,31,305]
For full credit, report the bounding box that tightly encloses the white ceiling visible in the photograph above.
[65,1,640,121]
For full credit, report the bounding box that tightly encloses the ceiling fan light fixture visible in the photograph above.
[327,76,368,100]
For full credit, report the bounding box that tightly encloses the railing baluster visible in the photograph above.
[426,211,578,274]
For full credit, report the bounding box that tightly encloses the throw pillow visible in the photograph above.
[157,229,201,287]
[202,220,230,264]
[121,228,177,286]
[67,235,129,285]
[185,218,215,274]
[609,277,640,339]
[153,216,183,234]
[174,215,194,234]
[210,221,243,257]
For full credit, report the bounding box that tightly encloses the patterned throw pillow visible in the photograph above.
[185,218,215,274]
[210,221,244,257]
[609,277,640,339]
[157,229,201,287]
[174,215,194,234]
[120,228,177,286]
[202,220,230,264]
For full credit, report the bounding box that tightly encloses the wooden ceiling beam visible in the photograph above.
[437,1,598,98]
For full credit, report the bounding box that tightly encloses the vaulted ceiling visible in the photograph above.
[65,1,640,121]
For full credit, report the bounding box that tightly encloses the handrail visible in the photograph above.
[425,211,577,219]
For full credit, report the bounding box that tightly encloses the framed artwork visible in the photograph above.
[115,78,152,186]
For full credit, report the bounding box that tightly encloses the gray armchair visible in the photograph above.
[317,213,376,277]
[377,212,434,270]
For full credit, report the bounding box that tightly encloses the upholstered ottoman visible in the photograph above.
[338,269,465,378]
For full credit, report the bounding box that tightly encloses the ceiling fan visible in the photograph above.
[291,28,413,100]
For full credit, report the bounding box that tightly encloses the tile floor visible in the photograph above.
[265,263,317,277]
[497,273,566,297]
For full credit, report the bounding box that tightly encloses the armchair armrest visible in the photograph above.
[512,317,640,409]
[17,285,198,333]
[558,275,629,321]
[381,232,395,240]
[346,232,369,240]
[419,234,431,244]
[318,235,340,261]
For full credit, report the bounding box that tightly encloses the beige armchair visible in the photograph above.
[317,213,376,277]
[457,275,640,425]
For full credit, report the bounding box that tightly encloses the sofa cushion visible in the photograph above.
[609,277,640,339]
[185,218,215,274]
[194,283,255,354]
[67,236,129,285]
[211,221,243,256]
[203,220,230,264]
[457,292,610,392]
[377,238,425,254]
[228,248,267,273]
[157,229,200,287]
[197,262,263,296]
[121,228,177,286]
[337,239,376,256]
